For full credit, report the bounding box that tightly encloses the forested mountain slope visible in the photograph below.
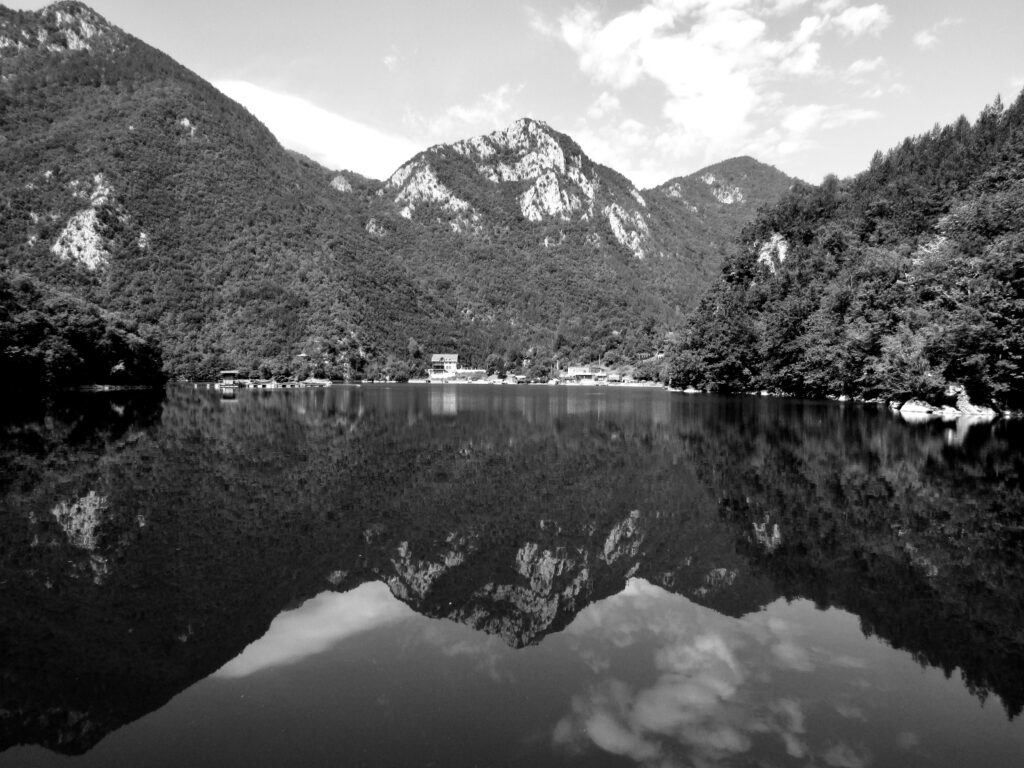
[0,1,456,382]
[0,2,795,384]
[669,93,1024,410]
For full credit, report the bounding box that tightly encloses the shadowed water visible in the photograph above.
[1,384,1022,766]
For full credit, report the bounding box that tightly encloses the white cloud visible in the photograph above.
[913,29,937,49]
[407,84,521,143]
[216,583,410,678]
[536,1,893,183]
[383,53,399,70]
[862,82,906,98]
[525,5,556,36]
[847,56,884,75]
[783,103,827,134]
[214,80,420,179]
[832,4,891,37]
[769,0,814,13]
[751,102,877,159]
[587,91,621,119]
[913,16,962,50]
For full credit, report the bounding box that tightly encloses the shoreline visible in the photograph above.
[127,378,1020,420]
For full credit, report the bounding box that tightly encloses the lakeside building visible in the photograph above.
[565,365,608,384]
[429,353,485,381]
[431,354,459,375]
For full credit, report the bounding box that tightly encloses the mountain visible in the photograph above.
[381,118,653,255]
[647,156,796,264]
[665,92,1024,411]
[0,2,796,384]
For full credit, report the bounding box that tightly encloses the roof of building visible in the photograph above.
[431,354,458,362]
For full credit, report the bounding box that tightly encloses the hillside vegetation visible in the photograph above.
[667,93,1024,410]
[0,271,163,390]
[0,2,796,384]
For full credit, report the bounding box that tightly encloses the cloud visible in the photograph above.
[913,17,962,50]
[913,29,938,49]
[534,1,890,183]
[832,4,891,37]
[863,82,906,98]
[406,84,521,143]
[216,582,410,678]
[847,56,884,75]
[214,80,420,179]
[769,103,878,156]
[383,53,399,70]
[769,0,814,13]
[587,91,621,119]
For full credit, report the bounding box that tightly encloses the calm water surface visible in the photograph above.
[1,384,1022,767]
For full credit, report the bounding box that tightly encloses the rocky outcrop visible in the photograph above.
[382,117,655,258]
[894,385,1000,423]
[756,232,788,274]
[49,173,138,271]
[0,1,117,57]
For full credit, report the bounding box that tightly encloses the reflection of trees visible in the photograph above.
[1,387,1022,754]
[674,397,1024,718]
[0,386,761,754]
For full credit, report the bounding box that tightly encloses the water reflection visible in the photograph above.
[0,385,1022,762]
[216,584,411,678]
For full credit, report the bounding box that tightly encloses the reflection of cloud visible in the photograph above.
[216,582,410,678]
[772,639,815,671]
[553,639,757,765]
[898,731,921,749]
[824,742,872,768]
[555,582,889,767]
[419,624,511,682]
[835,702,867,720]
[830,654,868,669]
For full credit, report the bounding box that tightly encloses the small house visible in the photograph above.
[566,365,598,382]
[431,354,459,375]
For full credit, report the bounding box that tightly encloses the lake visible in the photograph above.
[1,384,1022,767]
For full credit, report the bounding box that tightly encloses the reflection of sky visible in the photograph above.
[215,582,411,677]
[14,576,1019,768]
[551,579,933,768]
[207,577,1024,767]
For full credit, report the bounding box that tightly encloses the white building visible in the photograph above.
[430,354,458,375]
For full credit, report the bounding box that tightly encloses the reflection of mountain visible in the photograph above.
[1,386,1022,755]
[676,399,1024,718]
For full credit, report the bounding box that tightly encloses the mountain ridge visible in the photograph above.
[0,1,798,384]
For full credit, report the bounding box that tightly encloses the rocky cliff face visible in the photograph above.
[381,118,656,258]
[0,1,120,56]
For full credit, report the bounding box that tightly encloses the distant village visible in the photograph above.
[424,353,664,386]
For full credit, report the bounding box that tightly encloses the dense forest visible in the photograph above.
[665,92,1024,410]
[0,2,793,385]
[4,3,1023,406]
[0,271,163,391]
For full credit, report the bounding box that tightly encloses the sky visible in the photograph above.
[12,0,1024,186]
